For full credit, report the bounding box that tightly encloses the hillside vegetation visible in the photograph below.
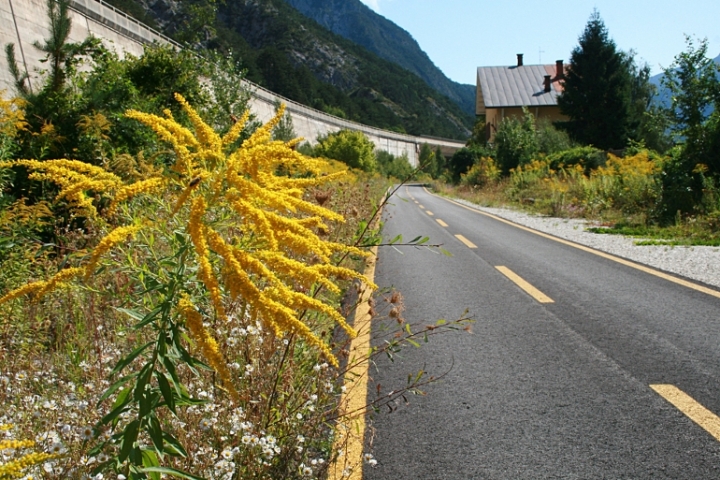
[283,0,477,116]
[105,0,473,140]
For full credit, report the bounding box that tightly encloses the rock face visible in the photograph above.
[103,0,473,138]
[283,0,476,116]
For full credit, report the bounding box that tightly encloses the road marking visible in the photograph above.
[455,234,477,249]
[426,211,434,216]
[328,246,378,480]
[419,205,425,209]
[495,266,554,303]
[650,384,720,441]
[436,219,448,227]
[424,187,720,300]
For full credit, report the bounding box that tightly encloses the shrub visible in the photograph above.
[460,157,501,187]
[377,150,413,179]
[494,109,538,173]
[315,130,377,172]
[546,146,607,172]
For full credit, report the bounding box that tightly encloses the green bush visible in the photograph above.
[314,129,377,172]
[546,146,607,172]
[494,109,538,173]
[377,150,413,179]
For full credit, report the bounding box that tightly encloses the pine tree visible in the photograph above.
[557,10,635,150]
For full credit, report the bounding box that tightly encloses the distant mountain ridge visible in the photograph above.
[104,0,474,139]
[282,0,476,116]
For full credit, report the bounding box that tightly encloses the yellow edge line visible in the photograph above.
[436,219,448,227]
[328,249,378,480]
[651,384,720,441]
[455,234,477,249]
[496,266,554,303]
[424,187,720,300]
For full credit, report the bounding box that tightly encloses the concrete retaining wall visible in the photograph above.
[0,0,466,165]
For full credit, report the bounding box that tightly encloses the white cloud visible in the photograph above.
[359,0,380,12]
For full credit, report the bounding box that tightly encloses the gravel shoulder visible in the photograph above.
[452,198,720,289]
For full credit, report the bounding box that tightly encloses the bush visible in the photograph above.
[315,129,377,172]
[494,109,538,173]
[460,157,500,187]
[536,118,573,155]
[376,150,413,179]
[546,146,607,172]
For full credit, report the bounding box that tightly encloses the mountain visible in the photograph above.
[103,0,474,139]
[282,0,476,116]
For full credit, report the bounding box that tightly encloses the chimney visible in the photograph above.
[543,75,552,93]
[555,60,564,79]
[516,53,524,67]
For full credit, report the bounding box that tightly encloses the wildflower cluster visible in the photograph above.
[0,95,379,477]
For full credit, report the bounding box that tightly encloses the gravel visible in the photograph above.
[453,199,720,289]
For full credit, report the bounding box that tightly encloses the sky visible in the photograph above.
[358,0,720,85]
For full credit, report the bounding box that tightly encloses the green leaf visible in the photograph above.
[140,467,204,480]
[155,371,176,414]
[133,363,154,403]
[388,234,402,245]
[407,339,420,348]
[100,386,133,426]
[147,415,164,454]
[162,431,188,458]
[115,307,145,322]
[111,341,153,376]
[118,419,140,462]
[98,373,139,405]
[135,305,164,328]
[142,449,161,480]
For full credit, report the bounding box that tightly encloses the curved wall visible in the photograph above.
[0,0,466,166]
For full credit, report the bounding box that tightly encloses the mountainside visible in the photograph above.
[105,0,474,139]
[283,0,476,116]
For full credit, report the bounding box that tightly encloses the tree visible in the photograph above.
[655,36,720,220]
[557,10,639,150]
[314,129,376,172]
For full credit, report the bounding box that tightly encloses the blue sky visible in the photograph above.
[358,0,720,85]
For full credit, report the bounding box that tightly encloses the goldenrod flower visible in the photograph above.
[84,225,142,280]
[177,295,240,402]
[107,177,165,216]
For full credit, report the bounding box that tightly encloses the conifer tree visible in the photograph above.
[557,10,635,150]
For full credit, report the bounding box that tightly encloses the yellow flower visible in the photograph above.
[84,225,142,280]
[177,296,240,403]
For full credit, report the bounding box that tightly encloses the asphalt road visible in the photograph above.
[363,184,720,479]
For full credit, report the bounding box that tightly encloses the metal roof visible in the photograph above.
[477,64,564,108]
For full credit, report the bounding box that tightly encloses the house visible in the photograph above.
[476,54,568,141]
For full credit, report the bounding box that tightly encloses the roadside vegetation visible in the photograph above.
[0,1,471,479]
[436,12,720,247]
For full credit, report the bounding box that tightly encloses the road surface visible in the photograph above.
[364,184,720,479]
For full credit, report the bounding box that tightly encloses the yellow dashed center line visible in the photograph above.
[423,186,720,300]
[455,234,477,249]
[495,266,554,303]
[651,384,720,441]
[419,205,425,209]
[426,211,434,216]
[436,219,448,227]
